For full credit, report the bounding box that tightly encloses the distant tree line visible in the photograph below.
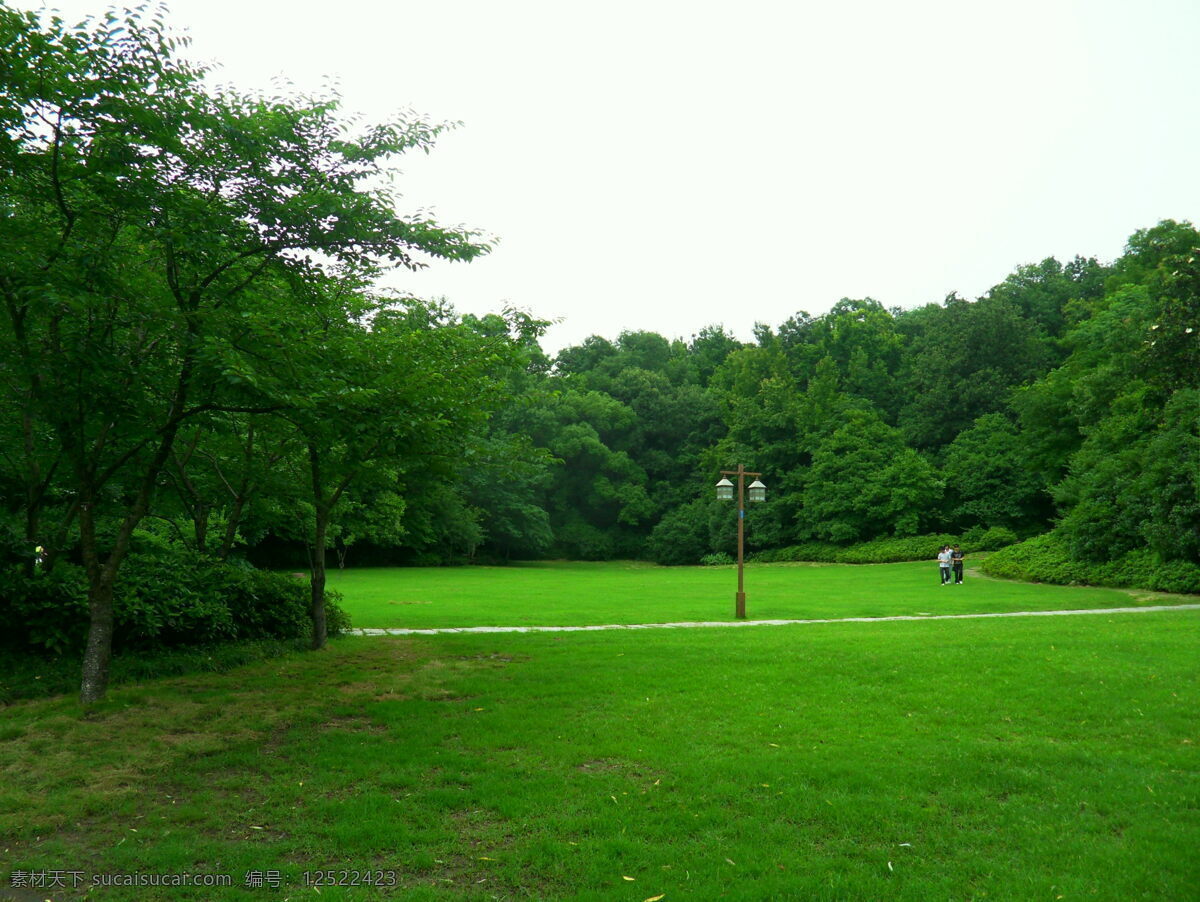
[1,4,1197,703]
[25,214,1176,579]
[435,220,1196,576]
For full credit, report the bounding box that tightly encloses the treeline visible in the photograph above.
[103,216,1191,583]
[472,220,1197,587]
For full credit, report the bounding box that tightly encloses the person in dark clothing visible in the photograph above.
[951,545,965,584]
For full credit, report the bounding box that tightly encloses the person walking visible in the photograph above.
[937,545,952,585]
[951,544,965,584]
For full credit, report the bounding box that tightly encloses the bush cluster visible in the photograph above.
[1,551,350,656]
[980,532,1200,595]
[748,530,1018,565]
[960,525,1021,551]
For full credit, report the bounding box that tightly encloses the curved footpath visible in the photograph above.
[350,603,1200,636]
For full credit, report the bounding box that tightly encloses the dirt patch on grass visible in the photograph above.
[1121,588,1200,605]
[336,676,415,698]
[318,716,388,734]
[575,757,627,773]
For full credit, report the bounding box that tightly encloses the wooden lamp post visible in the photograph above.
[716,464,766,619]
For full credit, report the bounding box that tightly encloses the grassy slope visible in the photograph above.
[3,610,1198,900]
[325,560,1175,629]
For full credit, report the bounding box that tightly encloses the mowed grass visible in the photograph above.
[3,609,1198,900]
[325,560,1181,629]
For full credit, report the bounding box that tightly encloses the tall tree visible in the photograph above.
[799,408,942,542]
[941,413,1049,531]
[896,295,1053,451]
[277,298,523,649]
[0,5,486,700]
[983,256,1107,340]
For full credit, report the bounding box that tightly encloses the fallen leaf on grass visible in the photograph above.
[887,862,894,872]
[725,858,736,866]
[478,856,495,861]
[622,875,635,881]
[645,895,666,902]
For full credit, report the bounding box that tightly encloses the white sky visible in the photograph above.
[31,0,1200,352]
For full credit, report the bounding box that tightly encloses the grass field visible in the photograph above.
[325,559,1179,629]
[3,563,1198,900]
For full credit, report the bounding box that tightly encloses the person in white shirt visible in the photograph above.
[937,546,952,585]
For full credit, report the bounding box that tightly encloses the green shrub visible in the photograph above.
[648,501,711,565]
[0,551,346,655]
[699,552,734,566]
[981,532,1200,594]
[751,535,961,565]
[748,530,1024,566]
[323,588,352,636]
[836,535,958,564]
[217,567,312,640]
[977,533,1084,584]
[115,552,238,648]
[0,563,89,654]
[973,526,1020,551]
[553,519,616,561]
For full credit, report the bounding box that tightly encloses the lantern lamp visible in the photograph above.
[748,479,767,503]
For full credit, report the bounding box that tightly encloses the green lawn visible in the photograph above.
[3,594,1198,899]
[326,559,1175,629]
[5,564,1198,899]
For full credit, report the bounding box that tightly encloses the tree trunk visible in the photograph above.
[217,495,246,561]
[79,571,117,704]
[23,502,39,579]
[309,511,328,650]
[76,406,187,702]
[193,504,208,554]
[78,495,127,705]
[308,439,329,650]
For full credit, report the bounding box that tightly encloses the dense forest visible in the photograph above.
[370,220,1197,581]
[2,5,1197,702]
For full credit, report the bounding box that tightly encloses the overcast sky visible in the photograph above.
[31,0,1200,352]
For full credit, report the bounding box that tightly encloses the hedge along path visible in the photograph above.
[349,603,1200,636]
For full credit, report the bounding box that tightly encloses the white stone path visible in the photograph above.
[350,603,1200,637]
